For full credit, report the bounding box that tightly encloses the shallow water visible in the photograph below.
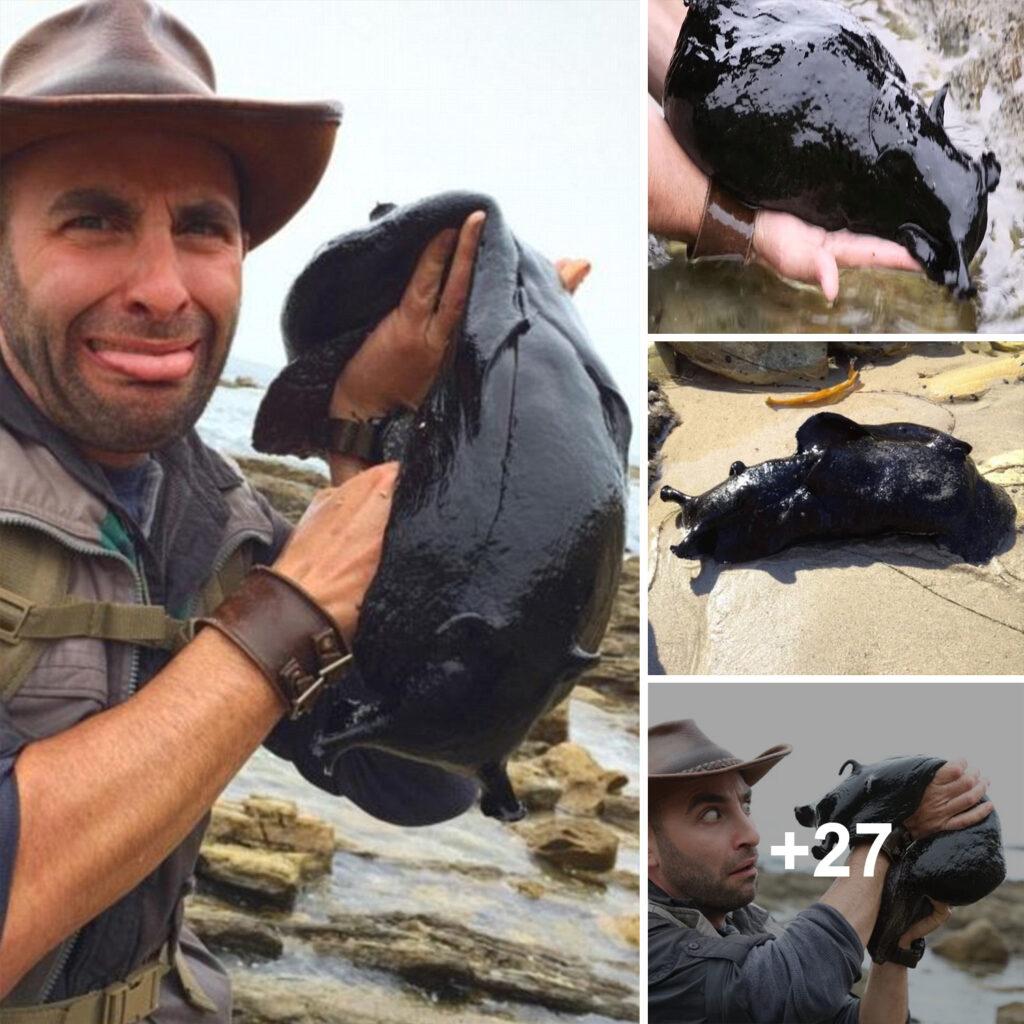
[220,696,639,1020]
[649,0,1024,333]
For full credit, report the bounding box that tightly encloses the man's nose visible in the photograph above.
[736,815,760,850]
[122,230,190,318]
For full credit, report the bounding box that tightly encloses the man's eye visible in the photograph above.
[181,220,230,239]
[701,808,721,822]
[742,802,752,815]
[65,214,111,231]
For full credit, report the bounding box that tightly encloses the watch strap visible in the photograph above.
[326,416,386,462]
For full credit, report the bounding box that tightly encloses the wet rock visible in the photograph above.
[230,972,510,1024]
[207,796,335,865]
[671,342,829,384]
[231,455,326,524]
[197,843,317,910]
[184,898,283,960]
[931,918,1010,965]
[997,1003,1024,1024]
[649,378,679,492]
[284,911,637,1020]
[602,793,640,830]
[524,699,570,748]
[830,342,911,358]
[518,818,620,872]
[604,914,640,947]
[536,741,628,816]
[506,760,564,812]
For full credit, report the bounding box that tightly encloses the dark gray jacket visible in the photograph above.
[649,880,867,1024]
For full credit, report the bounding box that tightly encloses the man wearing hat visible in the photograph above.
[0,0,490,1018]
[648,720,992,1023]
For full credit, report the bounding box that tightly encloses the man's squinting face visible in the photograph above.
[0,130,245,465]
[649,771,761,924]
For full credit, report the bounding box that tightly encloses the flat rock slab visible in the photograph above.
[285,911,638,1020]
[649,347,1024,674]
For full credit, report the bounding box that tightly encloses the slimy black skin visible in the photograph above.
[253,192,631,822]
[660,412,1014,565]
[795,757,1006,966]
[664,0,1000,297]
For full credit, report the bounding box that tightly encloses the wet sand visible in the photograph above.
[648,343,1024,675]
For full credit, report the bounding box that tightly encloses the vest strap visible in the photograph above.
[0,949,169,1024]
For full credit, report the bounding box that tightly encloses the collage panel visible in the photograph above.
[648,0,1022,331]
[0,0,642,1021]
[648,341,1024,676]
[647,681,1024,1024]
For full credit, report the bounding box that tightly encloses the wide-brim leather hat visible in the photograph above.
[649,719,791,787]
[0,0,342,249]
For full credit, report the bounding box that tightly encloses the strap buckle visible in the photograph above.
[99,959,163,1024]
[0,586,32,645]
[280,646,353,719]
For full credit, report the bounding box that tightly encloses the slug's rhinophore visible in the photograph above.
[795,757,1006,966]
[661,412,1014,564]
[663,0,1000,297]
[253,192,630,821]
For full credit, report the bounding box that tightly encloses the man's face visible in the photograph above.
[649,771,761,923]
[0,130,245,465]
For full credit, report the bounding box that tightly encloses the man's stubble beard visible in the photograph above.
[653,830,757,915]
[0,240,237,454]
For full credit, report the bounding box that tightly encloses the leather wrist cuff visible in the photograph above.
[690,180,757,262]
[326,416,386,463]
[197,566,351,719]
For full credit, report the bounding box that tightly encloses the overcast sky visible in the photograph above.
[1,0,644,459]
[650,682,1024,854]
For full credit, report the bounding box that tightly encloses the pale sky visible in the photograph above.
[650,682,1024,851]
[1,0,644,459]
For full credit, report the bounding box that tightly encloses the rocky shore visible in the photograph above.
[186,448,640,1022]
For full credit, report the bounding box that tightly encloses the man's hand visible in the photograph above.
[905,760,993,840]
[751,210,921,303]
[899,899,953,949]
[272,462,398,645]
[326,211,484,483]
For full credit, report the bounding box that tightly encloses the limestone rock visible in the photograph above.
[230,456,325,524]
[931,917,1010,965]
[997,1002,1024,1024]
[518,818,619,872]
[506,760,563,812]
[539,741,628,815]
[602,793,640,830]
[671,342,829,384]
[196,843,316,909]
[206,797,334,869]
[284,911,638,1020]
[184,898,283,959]
[525,699,570,748]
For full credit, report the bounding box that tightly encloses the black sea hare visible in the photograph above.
[663,0,1000,297]
[253,192,631,821]
[795,756,1006,966]
[661,412,1014,564]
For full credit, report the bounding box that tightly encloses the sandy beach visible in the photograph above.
[648,342,1024,676]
